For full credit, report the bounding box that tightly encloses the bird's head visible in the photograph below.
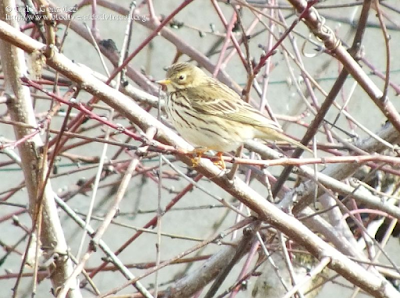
[157,62,207,92]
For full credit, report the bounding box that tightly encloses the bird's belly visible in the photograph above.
[175,123,242,152]
[167,104,252,152]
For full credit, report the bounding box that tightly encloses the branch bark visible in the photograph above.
[0,1,81,297]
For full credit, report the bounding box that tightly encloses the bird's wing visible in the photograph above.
[186,80,282,132]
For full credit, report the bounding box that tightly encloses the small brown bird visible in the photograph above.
[157,62,310,168]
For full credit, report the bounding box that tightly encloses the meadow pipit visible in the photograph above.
[157,62,310,168]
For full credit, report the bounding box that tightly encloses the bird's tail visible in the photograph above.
[259,127,312,153]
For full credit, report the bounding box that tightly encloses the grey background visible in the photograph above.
[1,0,400,297]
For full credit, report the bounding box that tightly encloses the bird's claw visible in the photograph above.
[213,152,226,170]
[190,148,207,168]
[188,149,226,170]
[190,156,202,167]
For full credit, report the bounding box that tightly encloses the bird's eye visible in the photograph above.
[178,75,185,80]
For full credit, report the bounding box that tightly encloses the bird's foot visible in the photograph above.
[188,149,226,170]
[189,147,207,167]
[212,152,226,170]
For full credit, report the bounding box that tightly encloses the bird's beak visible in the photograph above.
[156,79,171,86]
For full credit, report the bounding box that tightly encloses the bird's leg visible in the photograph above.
[190,147,207,167]
[188,149,225,170]
[213,152,226,170]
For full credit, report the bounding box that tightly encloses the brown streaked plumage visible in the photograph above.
[157,62,310,167]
